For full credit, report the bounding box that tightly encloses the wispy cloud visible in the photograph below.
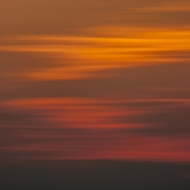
[0,28,190,80]
[1,98,190,162]
[0,0,190,165]
[136,2,190,12]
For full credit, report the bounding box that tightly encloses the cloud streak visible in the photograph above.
[0,28,190,81]
[1,98,190,162]
[0,0,190,165]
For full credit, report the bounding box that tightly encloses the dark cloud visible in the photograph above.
[115,100,190,136]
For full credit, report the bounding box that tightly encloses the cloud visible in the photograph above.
[0,0,190,163]
[0,29,190,81]
[0,62,190,102]
[1,0,190,35]
[0,98,190,161]
[115,99,190,136]
[0,51,61,81]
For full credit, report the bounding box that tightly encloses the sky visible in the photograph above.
[0,0,190,189]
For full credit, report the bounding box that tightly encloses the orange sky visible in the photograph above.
[1,28,190,81]
[0,0,190,163]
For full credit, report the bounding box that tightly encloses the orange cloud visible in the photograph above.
[0,28,190,80]
[136,2,190,12]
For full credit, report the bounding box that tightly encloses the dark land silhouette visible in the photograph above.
[1,160,190,190]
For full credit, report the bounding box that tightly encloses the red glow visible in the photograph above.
[1,98,190,163]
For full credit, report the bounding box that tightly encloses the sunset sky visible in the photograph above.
[0,0,190,189]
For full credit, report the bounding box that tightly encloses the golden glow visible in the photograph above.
[0,28,190,80]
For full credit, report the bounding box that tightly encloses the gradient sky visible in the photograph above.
[0,0,190,165]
